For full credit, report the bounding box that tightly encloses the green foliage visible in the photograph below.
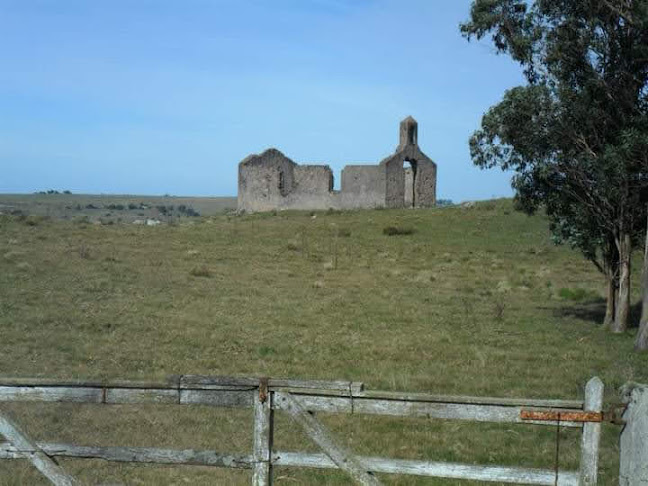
[383,225,416,236]
[558,287,600,302]
[462,1,648,331]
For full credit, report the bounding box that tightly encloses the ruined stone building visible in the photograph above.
[237,117,437,212]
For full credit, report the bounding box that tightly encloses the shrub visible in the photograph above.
[286,241,301,252]
[558,287,598,302]
[24,215,45,226]
[383,226,415,236]
[337,228,352,238]
[189,265,212,278]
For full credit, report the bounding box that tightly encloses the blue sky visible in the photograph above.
[0,0,524,201]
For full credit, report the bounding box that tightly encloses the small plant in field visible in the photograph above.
[24,215,42,226]
[383,225,415,236]
[189,265,212,278]
[257,346,276,357]
[16,262,31,271]
[78,244,91,259]
[493,296,506,321]
[337,228,351,238]
[286,240,301,252]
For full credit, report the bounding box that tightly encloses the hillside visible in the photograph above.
[0,198,645,484]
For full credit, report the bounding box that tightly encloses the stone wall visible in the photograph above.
[237,117,437,212]
[280,165,338,210]
[339,165,385,209]
[237,149,296,213]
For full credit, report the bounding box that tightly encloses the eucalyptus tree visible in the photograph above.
[461,0,648,343]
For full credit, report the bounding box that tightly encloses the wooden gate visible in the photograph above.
[0,375,604,485]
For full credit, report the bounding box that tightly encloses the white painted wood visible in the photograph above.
[105,388,179,404]
[0,413,78,486]
[0,377,179,389]
[180,389,254,407]
[274,395,583,427]
[0,386,102,403]
[272,451,579,485]
[0,442,253,468]
[579,377,604,486]
[619,383,648,485]
[353,390,584,409]
[275,392,382,486]
[180,375,363,393]
[252,392,273,485]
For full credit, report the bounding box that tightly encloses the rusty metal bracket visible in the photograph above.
[605,403,628,425]
[521,406,627,425]
[520,410,604,423]
[259,377,269,403]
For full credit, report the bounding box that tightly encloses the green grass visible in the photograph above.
[0,198,645,484]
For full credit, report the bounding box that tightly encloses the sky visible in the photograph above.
[0,0,525,201]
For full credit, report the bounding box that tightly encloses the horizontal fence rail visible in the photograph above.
[0,375,603,486]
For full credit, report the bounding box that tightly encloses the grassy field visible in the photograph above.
[0,197,646,484]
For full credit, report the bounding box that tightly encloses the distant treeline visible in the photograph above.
[63,202,200,217]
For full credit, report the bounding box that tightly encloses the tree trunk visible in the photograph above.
[636,211,648,351]
[603,236,619,329]
[604,275,617,329]
[613,232,631,333]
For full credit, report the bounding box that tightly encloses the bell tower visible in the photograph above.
[399,116,418,149]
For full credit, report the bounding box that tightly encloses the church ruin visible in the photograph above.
[237,117,437,212]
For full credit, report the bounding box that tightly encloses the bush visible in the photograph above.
[436,199,454,207]
[189,265,212,278]
[558,287,599,302]
[383,226,415,236]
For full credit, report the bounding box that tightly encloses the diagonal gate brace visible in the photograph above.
[274,392,382,486]
[0,411,79,486]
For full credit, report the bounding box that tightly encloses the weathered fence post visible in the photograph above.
[578,376,603,486]
[619,383,648,486]
[252,380,273,486]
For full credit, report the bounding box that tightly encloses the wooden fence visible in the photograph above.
[0,375,605,485]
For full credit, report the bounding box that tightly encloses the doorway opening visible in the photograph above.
[403,160,416,208]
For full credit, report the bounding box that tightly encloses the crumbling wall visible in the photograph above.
[340,165,385,209]
[284,165,338,210]
[237,149,296,212]
[414,160,436,207]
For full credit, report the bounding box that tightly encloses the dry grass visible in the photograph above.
[0,199,646,484]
